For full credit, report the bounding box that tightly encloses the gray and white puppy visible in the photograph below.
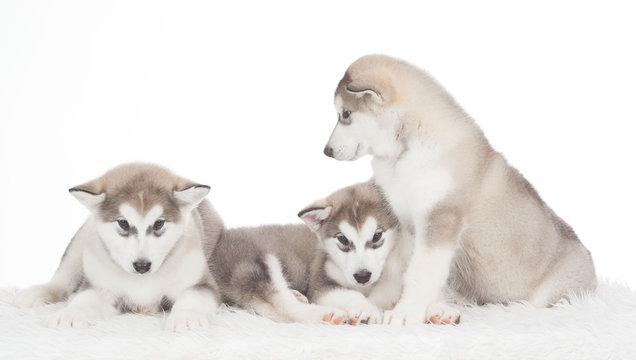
[211,225,347,324]
[324,54,597,325]
[299,181,408,325]
[13,163,222,331]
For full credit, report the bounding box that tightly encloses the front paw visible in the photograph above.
[134,304,160,315]
[344,302,382,325]
[382,303,427,325]
[46,307,92,328]
[13,284,61,308]
[426,302,461,325]
[382,302,461,325]
[165,308,210,332]
[320,308,348,325]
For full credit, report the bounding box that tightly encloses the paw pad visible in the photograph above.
[322,312,334,322]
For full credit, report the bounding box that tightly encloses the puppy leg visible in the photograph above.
[46,288,118,328]
[529,245,597,307]
[386,209,464,325]
[290,289,309,304]
[263,254,346,325]
[165,281,219,332]
[315,288,382,325]
[385,242,459,325]
[250,301,292,323]
[14,228,88,308]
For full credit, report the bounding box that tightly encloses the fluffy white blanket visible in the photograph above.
[1,282,635,360]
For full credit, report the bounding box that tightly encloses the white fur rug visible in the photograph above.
[1,282,635,360]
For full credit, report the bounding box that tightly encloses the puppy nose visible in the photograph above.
[323,146,334,157]
[353,270,372,284]
[133,260,152,274]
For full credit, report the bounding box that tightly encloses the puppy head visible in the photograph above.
[324,55,404,161]
[298,182,399,288]
[69,163,209,275]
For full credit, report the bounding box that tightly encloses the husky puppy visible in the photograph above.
[211,224,349,324]
[323,55,597,325]
[13,163,223,331]
[298,181,409,325]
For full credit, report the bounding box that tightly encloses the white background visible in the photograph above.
[1,1,634,290]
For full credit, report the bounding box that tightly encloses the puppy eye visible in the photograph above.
[372,229,383,243]
[153,219,165,231]
[343,110,351,119]
[117,219,130,232]
[336,234,349,246]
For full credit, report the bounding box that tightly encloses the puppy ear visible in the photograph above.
[298,202,332,232]
[69,184,105,210]
[174,184,210,207]
[345,71,392,103]
[346,85,382,102]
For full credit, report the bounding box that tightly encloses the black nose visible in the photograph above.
[133,260,152,274]
[324,146,334,157]
[353,270,372,284]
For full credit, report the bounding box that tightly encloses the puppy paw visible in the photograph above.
[382,303,427,325]
[344,302,382,325]
[286,303,346,324]
[426,302,461,325]
[290,289,309,304]
[46,307,92,328]
[135,304,160,315]
[165,308,210,332]
[13,284,60,308]
[320,308,348,325]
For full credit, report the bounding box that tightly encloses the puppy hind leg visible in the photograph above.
[529,246,598,308]
[223,258,285,321]
[267,290,348,325]
[263,254,346,324]
[249,301,292,323]
[290,289,309,304]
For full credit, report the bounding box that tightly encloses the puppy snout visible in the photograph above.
[353,270,372,284]
[133,260,152,274]
[323,145,334,158]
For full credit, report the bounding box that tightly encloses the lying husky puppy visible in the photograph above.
[323,55,597,325]
[211,225,347,324]
[13,163,222,331]
[298,181,410,325]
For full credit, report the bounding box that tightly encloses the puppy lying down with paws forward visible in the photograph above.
[14,163,222,331]
[212,181,407,325]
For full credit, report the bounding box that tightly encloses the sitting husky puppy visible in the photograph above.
[211,225,347,324]
[298,181,410,325]
[323,55,597,325]
[13,163,222,331]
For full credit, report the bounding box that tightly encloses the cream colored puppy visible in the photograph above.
[324,55,596,325]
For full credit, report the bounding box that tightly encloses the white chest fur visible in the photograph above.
[372,143,454,238]
[83,233,206,307]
